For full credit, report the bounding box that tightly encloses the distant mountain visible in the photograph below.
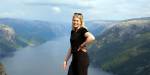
[122,17,150,21]
[0,18,73,60]
[86,20,118,36]
[0,18,117,42]
[0,24,27,59]
[0,24,15,42]
[0,18,70,45]
[89,17,150,75]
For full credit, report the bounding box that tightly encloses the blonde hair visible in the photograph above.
[72,13,87,31]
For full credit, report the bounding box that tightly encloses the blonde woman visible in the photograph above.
[63,13,95,75]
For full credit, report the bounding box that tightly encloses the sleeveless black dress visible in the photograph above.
[68,27,89,75]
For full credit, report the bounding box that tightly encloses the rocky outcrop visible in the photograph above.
[0,24,15,42]
[0,63,7,75]
[0,24,17,59]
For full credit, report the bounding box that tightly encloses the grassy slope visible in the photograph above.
[89,19,150,75]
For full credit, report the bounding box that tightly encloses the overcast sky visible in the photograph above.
[0,0,150,22]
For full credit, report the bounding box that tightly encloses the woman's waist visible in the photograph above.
[71,49,87,54]
[71,46,87,51]
[72,49,88,56]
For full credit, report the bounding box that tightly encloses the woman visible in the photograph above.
[63,12,95,75]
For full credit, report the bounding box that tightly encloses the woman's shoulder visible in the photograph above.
[80,27,88,34]
[81,27,88,30]
[80,27,88,30]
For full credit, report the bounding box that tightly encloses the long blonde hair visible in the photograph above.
[72,13,87,31]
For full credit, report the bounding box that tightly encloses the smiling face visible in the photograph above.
[72,16,81,28]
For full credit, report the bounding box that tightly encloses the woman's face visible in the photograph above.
[72,17,81,28]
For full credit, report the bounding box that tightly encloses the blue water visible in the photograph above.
[2,36,113,75]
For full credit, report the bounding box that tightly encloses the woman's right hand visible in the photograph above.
[63,61,67,71]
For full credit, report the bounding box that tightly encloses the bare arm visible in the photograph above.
[84,32,95,45]
[78,32,95,51]
[63,47,72,70]
[64,47,72,62]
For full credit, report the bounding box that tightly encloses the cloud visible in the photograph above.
[0,11,25,18]
[25,2,93,10]
[85,0,150,20]
[51,6,61,13]
[0,12,10,17]
[0,0,150,22]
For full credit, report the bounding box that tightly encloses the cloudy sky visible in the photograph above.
[0,0,150,22]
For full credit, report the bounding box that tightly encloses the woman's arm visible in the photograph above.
[63,47,72,70]
[84,32,95,45]
[78,32,95,51]
[64,47,72,62]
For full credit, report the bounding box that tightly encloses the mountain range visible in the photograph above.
[0,17,150,75]
[89,17,150,75]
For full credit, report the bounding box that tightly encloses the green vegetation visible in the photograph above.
[0,24,9,28]
[89,19,150,75]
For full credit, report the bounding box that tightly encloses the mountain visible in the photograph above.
[0,18,117,40]
[85,20,118,36]
[0,18,72,59]
[89,17,150,75]
[0,18,70,46]
[0,18,69,60]
[0,24,15,42]
[0,24,20,59]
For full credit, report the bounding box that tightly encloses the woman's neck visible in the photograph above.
[74,26,80,32]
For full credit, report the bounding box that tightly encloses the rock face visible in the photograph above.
[0,24,15,42]
[0,24,17,59]
[0,63,7,75]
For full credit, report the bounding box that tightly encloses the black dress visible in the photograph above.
[68,27,89,75]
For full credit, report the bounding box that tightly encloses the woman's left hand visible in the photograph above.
[77,43,86,51]
[63,61,67,71]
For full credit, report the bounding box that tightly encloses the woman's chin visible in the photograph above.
[73,26,79,28]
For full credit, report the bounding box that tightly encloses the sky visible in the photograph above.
[0,0,150,22]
